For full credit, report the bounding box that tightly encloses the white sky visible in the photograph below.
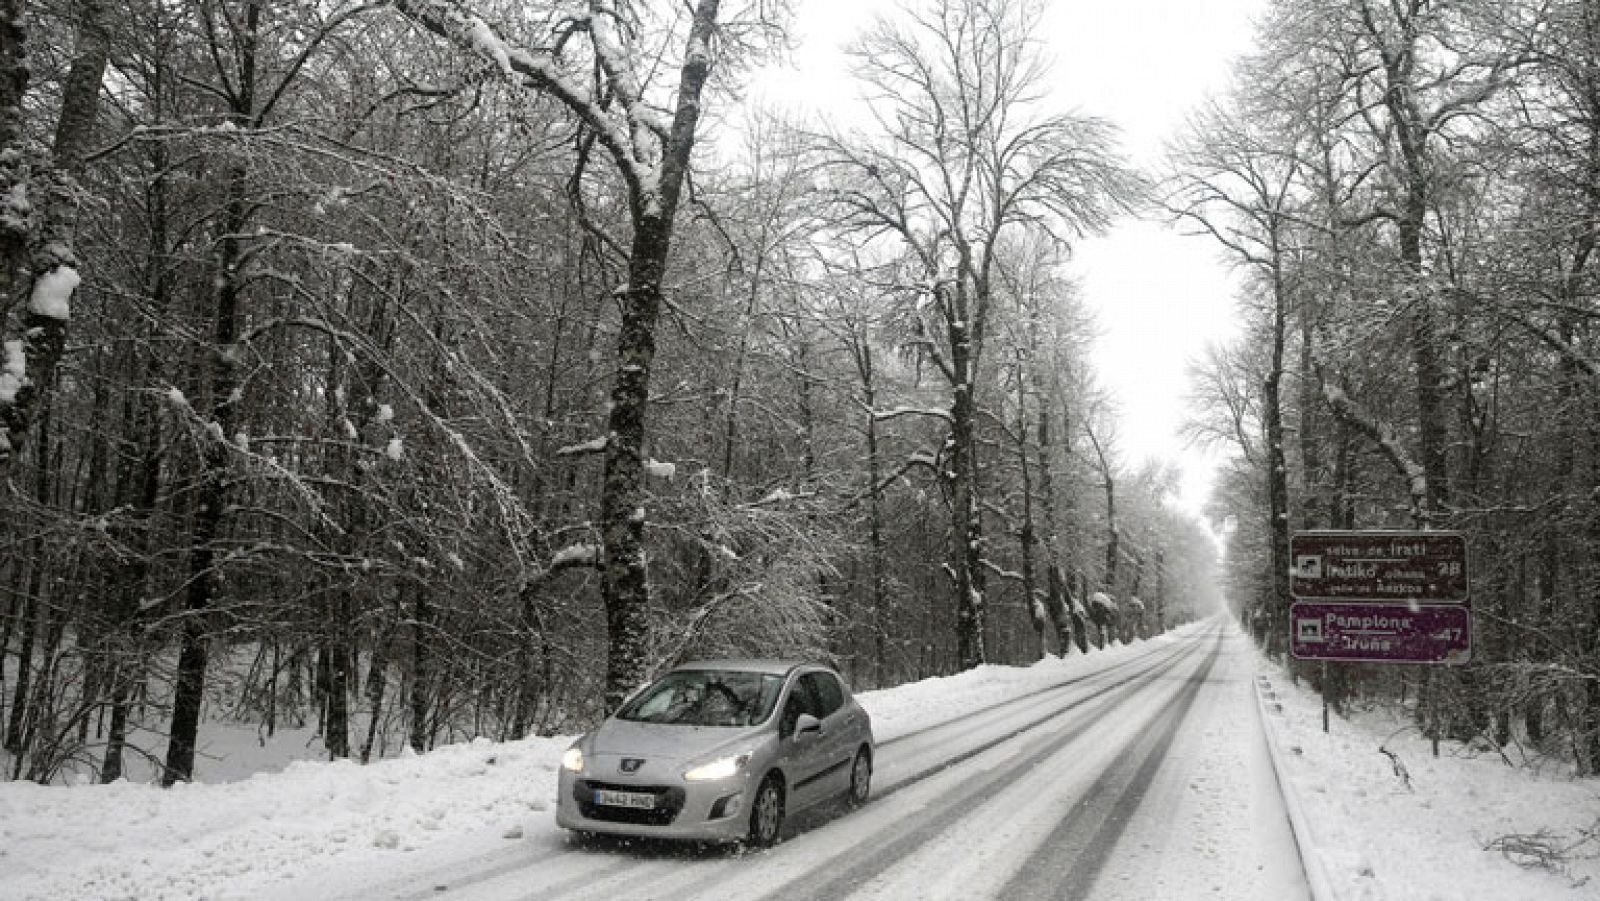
[1046,0,1266,517]
[753,0,1269,517]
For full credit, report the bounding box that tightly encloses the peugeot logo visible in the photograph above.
[620,758,645,774]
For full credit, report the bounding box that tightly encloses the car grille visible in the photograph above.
[574,780,687,825]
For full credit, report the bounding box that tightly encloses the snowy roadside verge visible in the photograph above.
[1253,652,1598,900]
[0,627,1200,901]
[1254,671,1342,901]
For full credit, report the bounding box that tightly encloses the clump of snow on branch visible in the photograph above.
[644,458,675,479]
[556,435,608,456]
[1090,591,1117,613]
[0,196,26,235]
[0,340,24,403]
[385,437,403,461]
[165,387,187,408]
[375,403,394,423]
[551,544,599,568]
[29,266,80,320]
[466,15,513,75]
[757,487,794,505]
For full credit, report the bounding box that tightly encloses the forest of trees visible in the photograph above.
[0,0,1220,786]
[1180,0,1600,774]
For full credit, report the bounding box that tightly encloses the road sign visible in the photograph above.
[1290,602,1471,664]
[1290,531,1468,603]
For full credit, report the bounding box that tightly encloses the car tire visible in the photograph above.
[747,773,785,848]
[847,747,872,808]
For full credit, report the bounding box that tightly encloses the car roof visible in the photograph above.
[672,659,814,676]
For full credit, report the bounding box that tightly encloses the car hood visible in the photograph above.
[588,718,758,764]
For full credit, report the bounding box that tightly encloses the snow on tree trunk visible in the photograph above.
[0,0,108,472]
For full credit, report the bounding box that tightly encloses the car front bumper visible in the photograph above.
[556,766,757,842]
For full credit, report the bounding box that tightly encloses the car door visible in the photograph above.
[777,675,829,807]
[797,671,852,799]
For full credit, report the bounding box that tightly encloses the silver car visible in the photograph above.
[556,660,875,846]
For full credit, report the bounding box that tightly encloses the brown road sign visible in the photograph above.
[1291,601,1471,664]
[1290,531,1468,603]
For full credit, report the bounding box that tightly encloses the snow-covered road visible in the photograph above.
[282,623,1308,901]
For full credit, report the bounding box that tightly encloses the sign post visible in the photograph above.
[1289,531,1470,665]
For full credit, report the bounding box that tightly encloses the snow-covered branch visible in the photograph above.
[981,559,1024,582]
[385,0,645,197]
[1316,364,1429,522]
[873,404,954,424]
[556,435,609,456]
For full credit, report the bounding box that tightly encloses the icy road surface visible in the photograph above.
[289,623,1309,901]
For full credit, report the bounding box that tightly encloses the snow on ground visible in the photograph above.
[1,623,1594,901]
[0,633,1172,901]
[1255,652,1598,900]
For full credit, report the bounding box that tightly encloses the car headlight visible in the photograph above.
[683,752,750,782]
[561,746,585,773]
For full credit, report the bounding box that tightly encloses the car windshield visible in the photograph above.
[616,670,784,727]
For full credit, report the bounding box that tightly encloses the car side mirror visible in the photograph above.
[795,713,822,738]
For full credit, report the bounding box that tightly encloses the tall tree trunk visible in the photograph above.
[1087,417,1117,648]
[162,171,247,784]
[1153,549,1165,635]
[948,313,987,670]
[323,605,350,760]
[597,0,720,710]
[408,588,432,754]
[6,398,52,762]
[1027,304,1072,653]
[860,354,889,687]
[4,570,39,757]
[1264,261,1291,661]
[1014,360,1046,656]
[163,0,262,784]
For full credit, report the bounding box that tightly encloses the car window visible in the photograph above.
[779,676,823,737]
[802,672,844,717]
[779,692,806,738]
[616,670,783,727]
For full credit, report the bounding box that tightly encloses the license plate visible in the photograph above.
[594,789,656,809]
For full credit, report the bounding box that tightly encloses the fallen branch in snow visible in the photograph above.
[1482,826,1595,874]
[1377,740,1413,791]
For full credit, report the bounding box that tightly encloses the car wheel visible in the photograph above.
[847,747,872,808]
[747,774,784,847]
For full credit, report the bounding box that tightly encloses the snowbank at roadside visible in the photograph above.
[1254,653,1598,900]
